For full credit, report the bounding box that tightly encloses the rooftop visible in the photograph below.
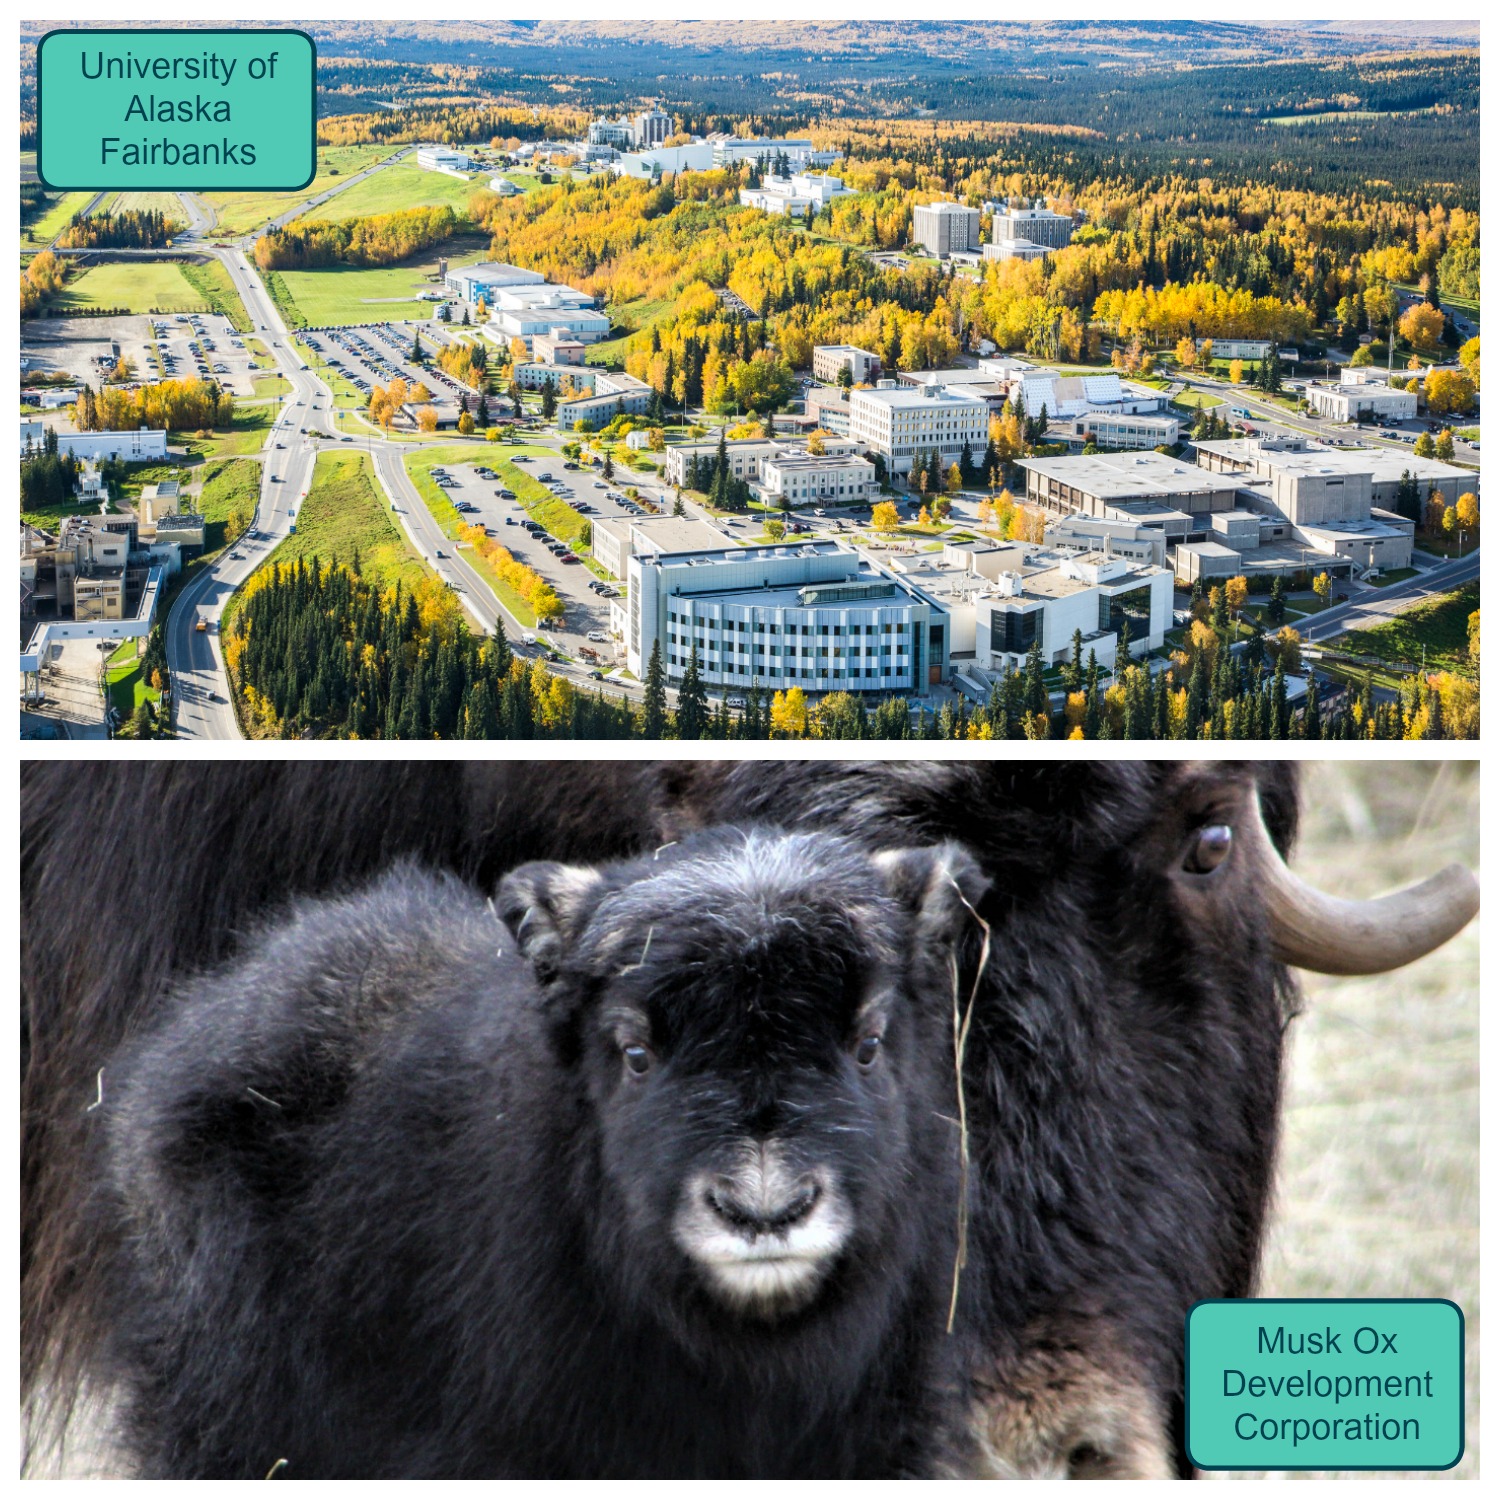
[1193,438,1474,484]
[852,385,989,411]
[1020,450,1243,501]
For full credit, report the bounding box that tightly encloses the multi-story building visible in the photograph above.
[758,451,877,508]
[848,384,989,478]
[1201,339,1273,362]
[512,363,597,394]
[804,388,852,436]
[444,261,545,305]
[555,371,653,429]
[627,539,951,694]
[631,108,672,149]
[415,146,472,174]
[588,119,635,149]
[591,514,725,581]
[990,199,1075,251]
[912,201,982,258]
[20,422,167,462]
[1049,410,1181,451]
[812,345,881,385]
[1303,369,1419,423]
[663,435,857,488]
[712,137,841,171]
[531,333,587,367]
[739,173,853,217]
[472,279,611,349]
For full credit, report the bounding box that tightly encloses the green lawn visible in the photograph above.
[263,451,430,595]
[58,259,205,314]
[200,145,396,236]
[299,160,482,223]
[1330,582,1478,675]
[178,259,252,329]
[1172,390,1225,410]
[172,401,277,460]
[251,375,292,400]
[196,459,262,551]
[1368,567,1419,587]
[585,295,673,366]
[24,191,97,245]
[277,263,450,326]
[105,637,162,719]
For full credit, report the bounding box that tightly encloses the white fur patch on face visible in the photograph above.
[672,1141,852,1318]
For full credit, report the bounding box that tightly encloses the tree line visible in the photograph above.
[254,205,460,271]
[56,208,181,250]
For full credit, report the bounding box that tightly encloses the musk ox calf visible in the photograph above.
[82,829,989,1479]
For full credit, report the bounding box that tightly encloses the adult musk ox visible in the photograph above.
[57,830,988,1479]
[20,762,1478,1478]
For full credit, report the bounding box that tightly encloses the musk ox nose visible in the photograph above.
[705,1179,821,1236]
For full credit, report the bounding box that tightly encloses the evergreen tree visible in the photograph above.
[675,648,708,740]
[639,641,668,738]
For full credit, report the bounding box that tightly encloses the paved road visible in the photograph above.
[1301,549,1480,646]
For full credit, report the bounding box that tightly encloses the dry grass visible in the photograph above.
[1216,761,1479,1480]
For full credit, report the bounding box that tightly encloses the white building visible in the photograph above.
[812,345,881,385]
[628,538,951,693]
[556,371,652,429]
[1304,369,1419,423]
[35,388,80,410]
[615,143,716,180]
[712,137,841,171]
[415,145,473,175]
[1050,410,1181,451]
[912,201,982,258]
[983,238,1050,264]
[848,385,990,478]
[483,283,611,348]
[592,514,725,580]
[631,109,672,149]
[664,435,857,488]
[588,118,635,149]
[739,173,853,217]
[1014,370,1167,422]
[444,261,545,304]
[20,422,167,462]
[487,176,522,197]
[759,451,877,508]
[991,200,1075,251]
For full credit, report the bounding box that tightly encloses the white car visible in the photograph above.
[587,631,608,643]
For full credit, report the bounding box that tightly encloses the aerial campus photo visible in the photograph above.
[17,18,1481,740]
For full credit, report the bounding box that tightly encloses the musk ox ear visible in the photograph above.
[497,861,609,985]
[873,843,990,954]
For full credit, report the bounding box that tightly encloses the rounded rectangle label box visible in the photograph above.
[37,28,316,191]
[1186,1298,1464,1471]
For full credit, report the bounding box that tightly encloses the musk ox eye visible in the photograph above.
[622,1044,652,1076]
[853,1035,882,1068]
[1184,824,1233,875]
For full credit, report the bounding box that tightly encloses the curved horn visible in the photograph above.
[1247,794,1479,975]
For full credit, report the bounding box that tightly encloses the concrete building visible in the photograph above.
[588,118,635,149]
[991,200,1075,251]
[444,261,545,305]
[663,435,857,488]
[615,143,716,180]
[556,371,653,429]
[812,345,881,385]
[631,109,672,149]
[20,422,167,462]
[532,332,587,367]
[511,362,596,395]
[983,238,1050,263]
[415,146,473,174]
[627,539,951,694]
[1202,339,1273,363]
[804,388,852,436]
[712,137,841,170]
[592,514,725,581]
[1050,409,1181,451]
[887,542,1171,675]
[1303,369,1419,423]
[1192,436,1475,513]
[739,173,853,217]
[758,451,877,508]
[848,384,990,478]
[1018,451,1245,536]
[487,176,522,196]
[479,280,611,349]
[912,201,982,258]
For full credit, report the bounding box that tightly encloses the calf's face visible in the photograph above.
[500,831,984,1323]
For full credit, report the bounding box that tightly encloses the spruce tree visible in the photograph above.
[676,648,708,740]
[639,641,668,738]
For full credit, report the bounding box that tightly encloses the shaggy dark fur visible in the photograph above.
[82,831,985,1479]
[21,761,1299,1478]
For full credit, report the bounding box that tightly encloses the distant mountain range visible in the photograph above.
[19,18,1481,67]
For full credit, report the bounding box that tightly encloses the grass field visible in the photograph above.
[1330,582,1478,676]
[105,637,162,720]
[197,459,262,552]
[58,260,204,314]
[1227,762,1479,1481]
[585,295,673,366]
[1172,389,1225,410]
[299,161,482,223]
[178,259,252,329]
[101,191,187,221]
[173,401,277,461]
[262,451,429,595]
[277,263,447,326]
[201,145,395,236]
[24,191,96,245]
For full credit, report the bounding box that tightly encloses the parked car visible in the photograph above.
[587,631,608,643]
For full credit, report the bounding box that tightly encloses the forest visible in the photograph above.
[68,378,235,435]
[254,205,461,271]
[55,207,181,251]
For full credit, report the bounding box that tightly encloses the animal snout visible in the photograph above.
[705,1178,821,1236]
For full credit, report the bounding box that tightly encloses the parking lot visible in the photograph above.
[430,459,642,664]
[302,322,482,410]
